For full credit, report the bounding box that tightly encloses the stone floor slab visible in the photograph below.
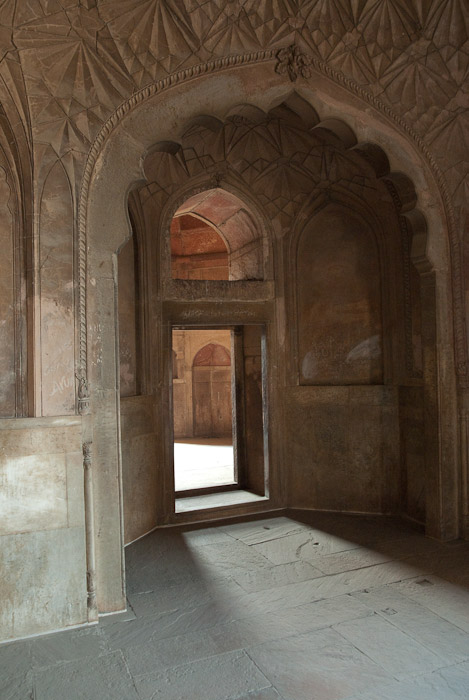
[30,626,105,668]
[344,665,469,699]
[310,546,396,575]
[4,513,469,700]
[252,532,315,565]
[247,627,392,700]
[220,518,311,545]
[231,560,323,592]
[33,650,140,700]
[232,689,285,700]
[334,613,444,679]
[352,586,469,664]
[0,640,33,700]
[134,649,271,700]
[123,595,372,679]
[391,576,469,633]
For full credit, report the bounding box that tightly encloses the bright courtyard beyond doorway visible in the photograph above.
[174,438,235,492]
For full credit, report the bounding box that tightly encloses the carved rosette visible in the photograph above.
[275,45,312,82]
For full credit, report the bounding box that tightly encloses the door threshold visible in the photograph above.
[176,482,238,498]
[175,489,268,513]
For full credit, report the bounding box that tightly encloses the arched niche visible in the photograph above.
[117,232,139,398]
[39,159,75,415]
[170,213,229,281]
[171,188,264,280]
[0,107,30,418]
[296,203,383,386]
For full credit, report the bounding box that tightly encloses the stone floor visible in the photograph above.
[3,511,469,699]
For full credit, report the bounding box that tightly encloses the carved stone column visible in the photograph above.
[83,440,98,621]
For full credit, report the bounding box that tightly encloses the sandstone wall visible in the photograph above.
[0,417,87,642]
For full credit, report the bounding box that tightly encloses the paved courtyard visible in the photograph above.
[174,438,234,491]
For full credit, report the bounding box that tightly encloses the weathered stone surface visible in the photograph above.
[121,395,158,545]
[231,560,323,593]
[34,650,140,700]
[353,586,469,665]
[391,576,469,633]
[248,628,392,700]
[0,640,33,700]
[0,419,86,642]
[297,205,383,385]
[118,236,138,397]
[5,513,469,696]
[134,650,270,700]
[0,0,466,648]
[39,159,75,416]
[0,165,16,418]
[285,386,398,513]
[0,527,87,641]
[334,614,444,679]
[0,452,68,535]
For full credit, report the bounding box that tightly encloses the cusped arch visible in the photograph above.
[81,61,461,621]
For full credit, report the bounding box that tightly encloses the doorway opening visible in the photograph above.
[172,328,235,493]
[172,324,269,512]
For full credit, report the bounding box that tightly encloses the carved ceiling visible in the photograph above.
[141,101,391,231]
[0,1,467,208]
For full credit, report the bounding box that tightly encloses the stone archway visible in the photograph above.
[192,343,232,438]
[82,60,458,617]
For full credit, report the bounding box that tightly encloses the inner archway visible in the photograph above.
[167,187,266,281]
[85,66,458,619]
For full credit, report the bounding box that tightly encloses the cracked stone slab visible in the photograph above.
[190,539,273,574]
[309,546,396,575]
[33,650,140,700]
[390,576,469,633]
[216,559,420,623]
[352,586,469,665]
[134,649,271,700]
[298,532,369,560]
[127,576,244,618]
[102,602,237,652]
[334,613,445,679]
[123,594,372,678]
[220,518,312,545]
[252,532,315,565]
[230,559,324,592]
[247,627,392,700]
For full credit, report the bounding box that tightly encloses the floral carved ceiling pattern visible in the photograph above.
[0,0,465,206]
